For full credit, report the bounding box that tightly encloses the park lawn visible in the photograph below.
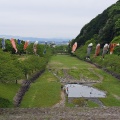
[0,83,20,107]
[87,100,99,107]
[19,54,120,107]
[48,55,120,107]
[93,69,120,106]
[20,70,61,108]
[68,68,100,80]
[47,55,90,69]
[48,55,100,81]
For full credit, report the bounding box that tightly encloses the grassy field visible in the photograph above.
[20,70,61,107]
[0,83,20,107]
[21,54,120,107]
[94,70,120,106]
[2,54,120,108]
[47,55,120,107]
[47,55,90,69]
[47,55,101,81]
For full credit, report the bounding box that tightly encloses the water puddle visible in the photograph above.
[64,84,106,98]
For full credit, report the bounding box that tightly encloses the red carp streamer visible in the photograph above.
[72,42,77,53]
[10,38,18,53]
[109,43,119,54]
[95,43,100,56]
[24,40,29,50]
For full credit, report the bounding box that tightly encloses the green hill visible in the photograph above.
[74,0,120,47]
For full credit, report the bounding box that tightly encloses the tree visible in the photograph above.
[0,50,23,83]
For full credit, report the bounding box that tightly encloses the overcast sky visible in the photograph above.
[0,0,118,39]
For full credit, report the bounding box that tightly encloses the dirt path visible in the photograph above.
[52,91,65,108]
[0,107,120,120]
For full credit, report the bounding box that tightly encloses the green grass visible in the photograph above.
[0,83,20,107]
[48,55,120,107]
[87,100,99,107]
[58,69,64,77]
[68,69,100,80]
[93,69,120,106]
[20,70,61,107]
[1,54,120,107]
[48,55,100,81]
[100,94,120,106]
[47,55,90,69]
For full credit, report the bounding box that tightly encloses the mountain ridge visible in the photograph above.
[0,35,70,42]
[0,35,70,45]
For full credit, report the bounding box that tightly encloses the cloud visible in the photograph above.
[0,0,118,39]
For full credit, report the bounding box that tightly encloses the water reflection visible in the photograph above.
[64,84,106,98]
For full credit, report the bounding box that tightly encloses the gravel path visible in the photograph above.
[0,107,120,120]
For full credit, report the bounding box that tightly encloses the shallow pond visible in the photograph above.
[64,84,106,98]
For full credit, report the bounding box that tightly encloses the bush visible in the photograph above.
[0,97,13,108]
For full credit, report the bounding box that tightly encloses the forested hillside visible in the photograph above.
[73,0,120,47]
[67,0,120,77]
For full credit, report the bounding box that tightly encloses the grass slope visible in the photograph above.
[0,83,20,107]
[20,70,61,107]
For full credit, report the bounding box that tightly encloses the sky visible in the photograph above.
[0,0,118,39]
